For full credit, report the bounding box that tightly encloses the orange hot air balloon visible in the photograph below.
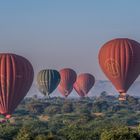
[98,38,140,101]
[74,73,95,97]
[58,68,77,97]
[0,53,34,118]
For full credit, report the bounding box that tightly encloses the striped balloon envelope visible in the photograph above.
[74,73,95,97]
[37,69,61,96]
[58,68,77,98]
[98,38,140,100]
[0,53,34,118]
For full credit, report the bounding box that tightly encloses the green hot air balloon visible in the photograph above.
[37,69,61,97]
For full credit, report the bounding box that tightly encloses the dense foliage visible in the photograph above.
[1,92,140,140]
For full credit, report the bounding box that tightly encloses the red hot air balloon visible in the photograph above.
[74,73,95,97]
[0,53,34,118]
[58,68,77,97]
[98,38,140,101]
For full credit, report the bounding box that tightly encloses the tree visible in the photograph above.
[27,103,44,114]
[101,126,139,140]
[92,101,109,112]
[59,125,99,140]
[0,123,18,140]
[127,95,139,105]
[62,102,73,113]
[15,126,32,140]
[100,91,108,97]
[35,134,47,140]
[44,106,61,115]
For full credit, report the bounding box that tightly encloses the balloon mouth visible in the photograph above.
[119,92,126,101]
[64,95,68,98]
[64,91,69,97]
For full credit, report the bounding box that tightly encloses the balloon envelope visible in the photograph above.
[37,69,61,96]
[58,68,77,97]
[0,53,34,118]
[98,38,140,100]
[74,73,95,97]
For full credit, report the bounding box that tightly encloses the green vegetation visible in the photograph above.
[1,92,140,140]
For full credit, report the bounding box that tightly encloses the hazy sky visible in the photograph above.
[0,0,140,80]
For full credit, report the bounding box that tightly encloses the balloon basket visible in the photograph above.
[119,92,126,101]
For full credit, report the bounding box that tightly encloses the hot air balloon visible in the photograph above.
[74,73,95,97]
[58,68,77,97]
[0,53,34,118]
[37,69,60,96]
[98,38,140,101]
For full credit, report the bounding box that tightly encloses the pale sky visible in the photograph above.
[0,0,140,81]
